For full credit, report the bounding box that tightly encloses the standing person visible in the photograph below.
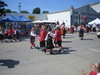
[56,21,61,27]
[54,26,62,53]
[39,26,47,51]
[30,27,37,49]
[61,23,66,38]
[92,23,96,35]
[6,27,14,42]
[86,25,90,33]
[4,27,9,42]
[44,28,54,54]
[79,24,84,40]
[70,25,74,34]
[14,27,21,42]
[0,27,4,42]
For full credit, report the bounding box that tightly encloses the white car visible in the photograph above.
[97,32,100,39]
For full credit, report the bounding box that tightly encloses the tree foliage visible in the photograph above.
[32,7,40,14]
[42,11,49,14]
[11,11,17,13]
[0,1,8,16]
[20,10,29,14]
[4,9,11,13]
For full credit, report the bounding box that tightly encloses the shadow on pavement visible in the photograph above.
[62,41,72,43]
[82,38,93,40]
[0,59,19,68]
[64,36,75,39]
[46,47,76,55]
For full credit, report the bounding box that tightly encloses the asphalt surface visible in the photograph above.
[0,32,100,75]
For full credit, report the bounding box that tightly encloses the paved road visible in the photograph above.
[0,33,100,75]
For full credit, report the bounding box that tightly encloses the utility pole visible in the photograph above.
[78,11,81,25]
[18,2,21,13]
[71,6,74,26]
[87,4,89,23]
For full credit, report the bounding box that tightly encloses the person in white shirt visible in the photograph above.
[44,28,54,54]
[30,27,36,49]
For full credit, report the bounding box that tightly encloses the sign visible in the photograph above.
[28,16,35,20]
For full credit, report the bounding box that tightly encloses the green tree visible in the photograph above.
[32,7,40,14]
[4,9,11,13]
[20,10,29,14]
[11,11,17,13]
[42,11,49,14]
[0,1,8,16]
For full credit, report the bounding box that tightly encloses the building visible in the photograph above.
[0,2,100,28]
[47,2,100,27]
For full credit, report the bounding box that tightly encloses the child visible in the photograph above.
[82,63,97,75]
[38,26,47,51]
[30,27,36,49]
[54,26,62,53]
[79,24,84,40]
[44,28,54,54]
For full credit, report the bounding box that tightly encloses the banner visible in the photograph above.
[28,16,35,20]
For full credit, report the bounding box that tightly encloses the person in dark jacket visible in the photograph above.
[44,28,54,54]
[79,24,84,40]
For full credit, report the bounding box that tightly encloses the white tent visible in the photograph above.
[31,20,56,24]
[31,20,43,23]
[88,18,100,25]
[41,20,56,23]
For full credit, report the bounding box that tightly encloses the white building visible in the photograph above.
[1,2,100,28]
[47,2,100,27]
[47,10,71,28]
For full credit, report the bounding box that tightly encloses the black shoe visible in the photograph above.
[50,52,54,54]
[35,46,40,49]
[59,49,61,53]
[44,49,46,53]
[11,41,13,42]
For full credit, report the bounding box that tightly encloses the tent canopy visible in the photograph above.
[0,15,32,22]
[0,16,16,22]
[31,20,56,24]
[88,18,100,25]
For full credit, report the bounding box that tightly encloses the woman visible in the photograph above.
[30,27,36,49]
[79,24,84,40]
[54,26,62,53]
[45,28,54,54]
[39,26,47,51]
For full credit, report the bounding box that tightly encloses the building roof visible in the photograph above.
[89,2,100,6]
[48,2,100,14]
[49,9,70,14]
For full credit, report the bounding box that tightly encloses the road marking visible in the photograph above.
[89,49,100,53]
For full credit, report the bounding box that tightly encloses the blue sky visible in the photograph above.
[4,0,100,13]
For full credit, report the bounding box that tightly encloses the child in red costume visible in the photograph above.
[82,63,97,75]
[39,26,47,51]
[54,26,62,53]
